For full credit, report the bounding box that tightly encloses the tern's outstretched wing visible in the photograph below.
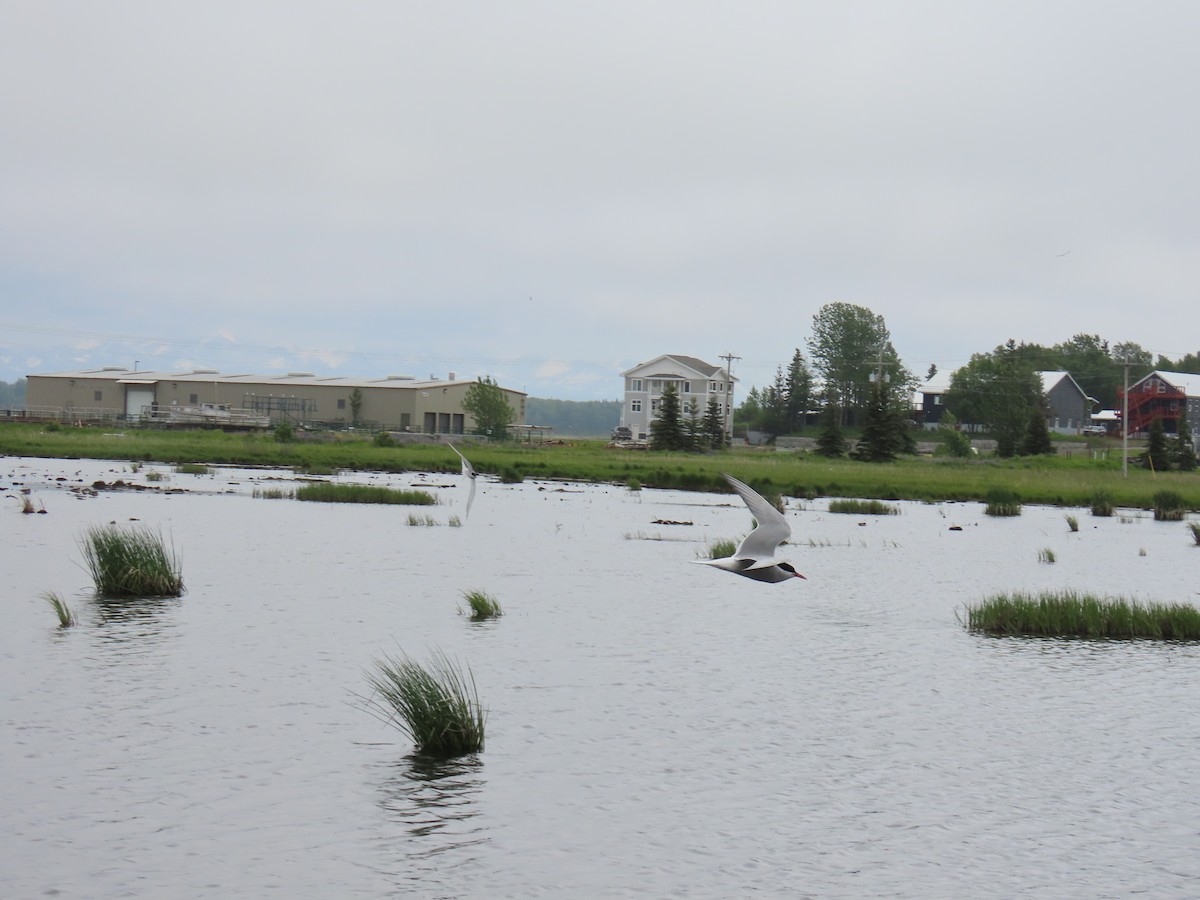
[722,473,790,562]
[448,443,477,519]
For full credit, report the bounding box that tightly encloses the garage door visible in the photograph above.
[125,388,155,419]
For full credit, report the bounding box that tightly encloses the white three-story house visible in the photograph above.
[619,355,735,441]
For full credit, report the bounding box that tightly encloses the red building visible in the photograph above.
[1118,370,1200,437]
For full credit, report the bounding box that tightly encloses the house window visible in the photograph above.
[94,390,102,401]
[710,381,725,393]
[682,381,690,393]
[629,378,643,392]
[650,380,663,392]
[651,399,660,413]
[189,393,199,404]
[631,399,642,412]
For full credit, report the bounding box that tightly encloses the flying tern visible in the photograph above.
[448,443,477,520]
[694,473,805,583]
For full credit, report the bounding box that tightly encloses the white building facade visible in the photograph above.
[619,355,735,441]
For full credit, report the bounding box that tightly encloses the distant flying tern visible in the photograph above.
[448,443,477,520]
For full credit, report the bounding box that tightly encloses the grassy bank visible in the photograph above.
[3,422,1199,510]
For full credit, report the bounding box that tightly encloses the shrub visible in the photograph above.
[273,422,295,443]
[373,431,395,448]
[984,487,1022,517]
[363,651,486,758]
[79,524,184,597]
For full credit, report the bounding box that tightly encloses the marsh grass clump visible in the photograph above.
[627,477,641,492]
[295,483,435,505]
[984,487,1022,517]
[460,589,503,620]
[828,499,899,516]
[175,463,210,475]
[1065,514,1079,533]
[363,651,486,758]
[144,470,164,482]
[79,524,184,597]
[406,512,438,526]
[1189,521,1200,545]
[1153,490,1186,522]
[43,591,76,628]
[499,467,524,484]
[448,515,462,528]
[702,538,738,559]
[964,591,1200,640]
[1037,547,1056,563]
[253,486,294,499]
[1090,488,1115,517]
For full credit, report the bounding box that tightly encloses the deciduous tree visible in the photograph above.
[462,376,514,441]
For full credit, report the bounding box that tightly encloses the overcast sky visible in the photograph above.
[3,2,1198,400]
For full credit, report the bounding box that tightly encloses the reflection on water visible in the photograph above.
[375,753,489,892]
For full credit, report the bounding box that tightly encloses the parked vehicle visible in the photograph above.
[611,426,633,441]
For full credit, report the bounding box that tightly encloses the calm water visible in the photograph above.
[4,456,1200,899]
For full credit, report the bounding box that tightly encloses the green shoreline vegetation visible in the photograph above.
[3,423,1199,511]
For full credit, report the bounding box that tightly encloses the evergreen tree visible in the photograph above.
[759,366,790,436]
[814,401,847,458]
[1141,416,1172,472]
[850,380,912,461]
[1172,412,1198,471]
[649,382,687,451]
[784,348,813,432]
[684,398,703,451]
[1020,408,1055,456]
[734,386,765,432]
[702,396,727,450]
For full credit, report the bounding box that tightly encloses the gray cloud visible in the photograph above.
[3,2,1198,398]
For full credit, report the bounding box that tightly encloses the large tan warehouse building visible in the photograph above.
[24,367,526,434]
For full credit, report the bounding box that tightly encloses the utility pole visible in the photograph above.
[1122,357,1130,478]
[719,352,740,446]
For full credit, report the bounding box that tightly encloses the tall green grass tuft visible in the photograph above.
[79,524,184,597]
[295,483,436,505]
[363,651,486,758]
[1153,490,1186,522]
[984,487,1022,517]
[1189,521,1200,546]
[702,538,738,559]
[1065,514,1079,532]
[43,591,77,627]
[253,486,293,499]
[1090,488,1115,517]
[964,591,1200,639]
[828,498,899,515]
[460,589,503,620]
[1037,547,1056,563]
[175,463,210,475]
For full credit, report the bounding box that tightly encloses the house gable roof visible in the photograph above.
[1130,370,1200,399]
[1037,370,1093,402]
[620,354,732,380]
